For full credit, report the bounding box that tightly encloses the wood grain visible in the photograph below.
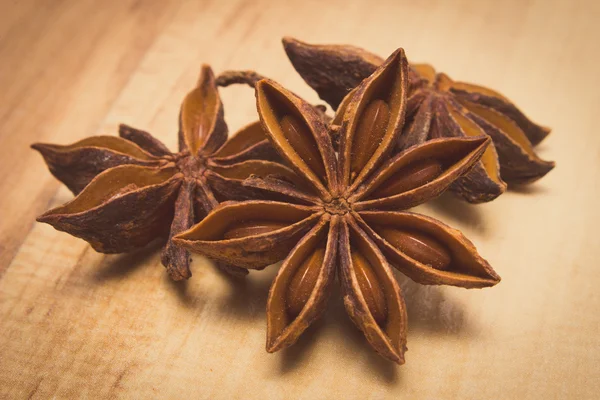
[1,0,599,398]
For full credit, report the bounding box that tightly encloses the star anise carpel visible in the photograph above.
[283,37,555,203]
[174,50,500,363]
[32,65,295,280]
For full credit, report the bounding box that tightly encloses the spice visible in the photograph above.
[283,37,555,203]
[174,50,500,363]
[32,65,294,280]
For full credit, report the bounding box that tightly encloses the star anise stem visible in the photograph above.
[216,70,332,125]
[215,70,268,88]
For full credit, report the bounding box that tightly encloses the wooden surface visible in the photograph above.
[1,0,599,398]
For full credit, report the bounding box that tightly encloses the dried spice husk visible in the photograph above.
[33,65,285,280]
[282,37,555,203]
[174,50,500,364]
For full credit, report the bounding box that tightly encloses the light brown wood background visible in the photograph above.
[1,0,598,398]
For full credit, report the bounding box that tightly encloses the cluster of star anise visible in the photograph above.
[33,38,554,364]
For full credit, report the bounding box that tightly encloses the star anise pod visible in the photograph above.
[283,37,555,203]
[32,65,296,280]
[173,50,500,363]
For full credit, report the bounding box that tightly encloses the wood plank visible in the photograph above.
[0,0,599,398]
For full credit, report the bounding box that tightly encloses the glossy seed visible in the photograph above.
[281,115,326,178]
[182,87,215,153]
[371,159,443,198]
[286,248,325,318]
[378,228,451,270]
[351,99,390,175]
[351,252,387,324]
[222,221,287,240]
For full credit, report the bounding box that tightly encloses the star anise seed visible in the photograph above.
[282,37,555,203]
[33,65,294,280]
[174,50,500,364]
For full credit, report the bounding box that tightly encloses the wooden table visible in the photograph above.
[1,0,598,398]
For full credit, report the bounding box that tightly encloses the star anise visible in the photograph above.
[283,37,555,203]
[173,50,500,363]
[32,65,296,280]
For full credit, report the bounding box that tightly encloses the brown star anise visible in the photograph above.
[173,50,500,363]
[32,65,297,280]
[283,37,555,203]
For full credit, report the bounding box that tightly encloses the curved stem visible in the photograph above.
[216,70,268,88]
[216,70,333,130]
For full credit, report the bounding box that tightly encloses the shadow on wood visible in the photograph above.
[424,192,488,234]
[91,240,164,282]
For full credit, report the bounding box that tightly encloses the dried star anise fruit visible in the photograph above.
[283,37,555,203]
[173,50,500,363]
[32,65,296,280]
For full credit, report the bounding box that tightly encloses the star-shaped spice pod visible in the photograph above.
[174,50,500,363]
[32,65,296,280]
[283,37,555,203]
